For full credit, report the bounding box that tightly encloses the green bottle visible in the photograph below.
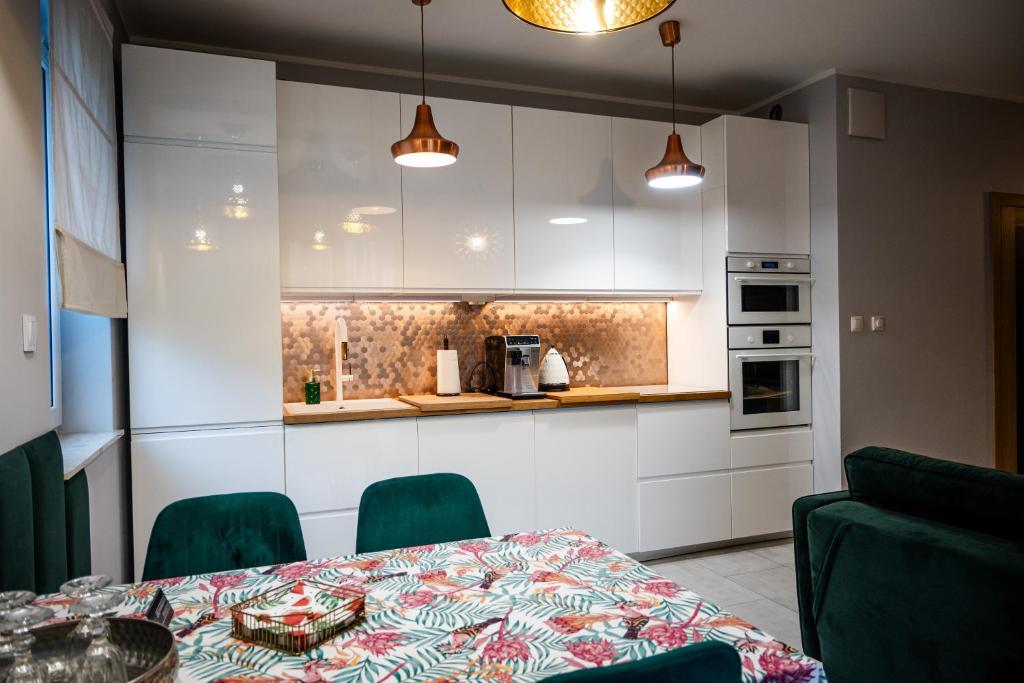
[304,366,321,405]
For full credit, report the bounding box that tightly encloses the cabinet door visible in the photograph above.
[299,511,358,561]
[131,426,285,579]
[513,108,614,291]
[125,143,282,429]
[401,95,514,291]
[277,82,403,290]
[122,45,276,147]
[535,406,638,552]
[612,118,702,291]
[419,412,536,536]
[722,116,809,255]
[732,463,813,538]
[638,401,729,478]
[638,473,731,552]
[284,420,418,514]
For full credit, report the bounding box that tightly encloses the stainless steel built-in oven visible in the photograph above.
[727,256,812,325]
[728,325,812,430]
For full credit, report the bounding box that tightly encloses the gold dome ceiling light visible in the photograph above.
[645,20,705,189]
[503,0,675,34]
[392,0,459,168]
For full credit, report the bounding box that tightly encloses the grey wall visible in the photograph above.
[836,76,1024,467]
[0,0,55,453]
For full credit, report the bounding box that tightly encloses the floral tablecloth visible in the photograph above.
[40,529,826,682]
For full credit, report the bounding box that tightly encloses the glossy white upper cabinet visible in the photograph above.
[613,118,702,291]
[125,143,283,429]
[401,95,515,291]
[702,115,809,255]
[122,45,277,148]
[277,82,403,290]
[513,107,614,291]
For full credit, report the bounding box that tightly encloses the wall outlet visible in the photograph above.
[850,315,864,333]
[871,315,886,332]
[22,314,38,353]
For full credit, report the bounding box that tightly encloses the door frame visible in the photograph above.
[991,192,1024,473]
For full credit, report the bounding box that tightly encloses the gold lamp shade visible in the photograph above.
[503,0,675,34]
[391,103,459,168]
[645,132,704,188]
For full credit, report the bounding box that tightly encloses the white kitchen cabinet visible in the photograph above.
[277,82,404,290]
[401,95,515,291]
[122,45,277,148]
[535,406,638,552]
[637,401,730,478]
[418,412,536,536]
[513,107,614,291]
[299,511,359,561]
[638,473,731,552]
[702,115,809,255]
[131,426,285,579]
[284,420,418,514]
[125,142,283,430]
[612,118,703,291]
[731,426,813,469]
[731,463,813,539]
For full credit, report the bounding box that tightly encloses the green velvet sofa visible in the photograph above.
[0,431,91,593]
[793,446,1023,682]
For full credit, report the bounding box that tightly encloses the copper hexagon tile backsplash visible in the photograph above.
[281,301,667,402]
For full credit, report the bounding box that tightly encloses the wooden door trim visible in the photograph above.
[991,192,1024,473]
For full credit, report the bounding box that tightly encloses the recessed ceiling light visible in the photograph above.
[351,206,397,216]
[549,217,589,225]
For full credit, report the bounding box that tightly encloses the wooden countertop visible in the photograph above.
[284,385,729,425]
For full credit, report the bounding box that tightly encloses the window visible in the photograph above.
[40,0,59,414]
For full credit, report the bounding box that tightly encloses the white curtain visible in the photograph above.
[51,0,126,317]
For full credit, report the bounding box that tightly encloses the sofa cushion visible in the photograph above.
[844,446,1024,542]
[0,446,36,591]
[22,431,69,593]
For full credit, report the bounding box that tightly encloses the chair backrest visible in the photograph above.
[0,446,36,591]
[543,641,742,683]
[356,473,490,554]
[142,492,306,581]
[22,431,69,594]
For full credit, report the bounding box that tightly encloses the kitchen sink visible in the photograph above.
[285,398,411,415]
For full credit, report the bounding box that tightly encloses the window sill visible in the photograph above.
[58,430,124,480]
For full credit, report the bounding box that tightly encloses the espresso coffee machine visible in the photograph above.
[483,335,545,399]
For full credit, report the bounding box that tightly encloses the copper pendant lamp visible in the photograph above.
[503,0,675,34]
[392,0,459,168]
[645,20,704,189]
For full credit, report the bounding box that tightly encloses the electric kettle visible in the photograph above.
[539,347,570,391]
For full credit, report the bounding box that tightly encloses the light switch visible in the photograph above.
[23,314,38,353]
[850,315,864,333]
[871,315,886,332]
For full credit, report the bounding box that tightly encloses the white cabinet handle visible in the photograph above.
[735,352,815,361]
[733,275,814,284]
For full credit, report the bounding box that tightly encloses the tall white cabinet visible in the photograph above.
[277,82,404,291]
[123,45,285,579]
[400,95,515,291]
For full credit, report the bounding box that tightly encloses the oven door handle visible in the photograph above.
[734,351,815,361]
[733,275,814,284]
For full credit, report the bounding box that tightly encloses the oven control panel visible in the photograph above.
[727,256,810,274]
[728,325,811,349]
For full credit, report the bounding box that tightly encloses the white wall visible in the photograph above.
[0,0,56,454]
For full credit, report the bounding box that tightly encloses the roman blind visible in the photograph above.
[51,0,126,318]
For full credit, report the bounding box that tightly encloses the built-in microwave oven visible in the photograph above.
[728,325,812,430]
[727,256,811,325]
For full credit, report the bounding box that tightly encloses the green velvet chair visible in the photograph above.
[0,445,36,591]
[356,473,490,553]
[543,641,742,682]
[793,446,1024,682]
[142,492,307,581]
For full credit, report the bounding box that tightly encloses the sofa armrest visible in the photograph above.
[792,490,850,659]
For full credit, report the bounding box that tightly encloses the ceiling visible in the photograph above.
[111,0,1024,112]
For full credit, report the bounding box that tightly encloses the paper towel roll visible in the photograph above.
[436,350,461,396]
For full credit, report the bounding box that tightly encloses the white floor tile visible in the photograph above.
[691,548,780,575]
[728,566,799,611]
[748,542,797,566]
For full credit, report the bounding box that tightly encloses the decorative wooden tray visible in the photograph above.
[546,387,642,404]
[399,393,514,412]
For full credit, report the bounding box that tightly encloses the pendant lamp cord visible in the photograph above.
[670,41,676,134]
[420,2,426,104]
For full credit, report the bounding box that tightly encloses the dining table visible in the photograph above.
[38,528,826,682]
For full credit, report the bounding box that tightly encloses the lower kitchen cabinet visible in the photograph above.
[535,406,638,552]
[638,473,731,553]
[418,412,536,536]
[638,401,729,477]
[284,420,418,514]
[131,426,285,580]
[731,463,813,539]
[299,510,358,561]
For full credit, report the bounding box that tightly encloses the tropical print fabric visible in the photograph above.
[39,529,826,682]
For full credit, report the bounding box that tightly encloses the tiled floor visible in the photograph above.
[645,539,802,649]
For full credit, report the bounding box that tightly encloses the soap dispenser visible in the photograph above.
[304,366,321,405]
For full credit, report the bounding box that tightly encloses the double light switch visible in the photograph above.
[850,315,886,333]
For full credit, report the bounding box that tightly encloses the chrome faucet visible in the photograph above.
[334,318,354,400]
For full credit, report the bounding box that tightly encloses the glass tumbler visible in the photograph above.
[59,576,127,683]
[1,603,54,683]
[0,591,35,675]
